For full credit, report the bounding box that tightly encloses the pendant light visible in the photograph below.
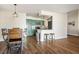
[13,4,18,17]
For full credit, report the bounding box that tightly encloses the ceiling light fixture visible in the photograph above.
[13,4,18,17]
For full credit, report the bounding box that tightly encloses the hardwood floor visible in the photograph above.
[0,36,79,54]
[0,41,7,54]
[24,36,79,54]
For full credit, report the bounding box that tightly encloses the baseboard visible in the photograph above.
[68,34,79,36]
[55,35,67,40]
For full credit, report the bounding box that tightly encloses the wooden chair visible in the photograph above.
[1,28,8,41]
[1,28,9,53]
[8,28,22,54]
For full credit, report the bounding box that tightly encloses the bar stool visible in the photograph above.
[49,33,55,45]
[44,34,49,44]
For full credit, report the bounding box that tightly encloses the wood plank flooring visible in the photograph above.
[0,36,79,54]
[24,36,79,54]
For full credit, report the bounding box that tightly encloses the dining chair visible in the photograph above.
[1,28,9,53]
[8,28,22,54]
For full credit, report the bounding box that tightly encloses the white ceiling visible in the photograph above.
[0,4,79,14]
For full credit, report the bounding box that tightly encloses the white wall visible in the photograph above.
[0,11,26,41]
[78,10,79,35]
[67,9,79,36]
[0,12,14,28]
[40,10,67,39]
[13,13,26,29]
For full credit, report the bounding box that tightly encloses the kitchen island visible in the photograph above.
[36,29,54,43]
